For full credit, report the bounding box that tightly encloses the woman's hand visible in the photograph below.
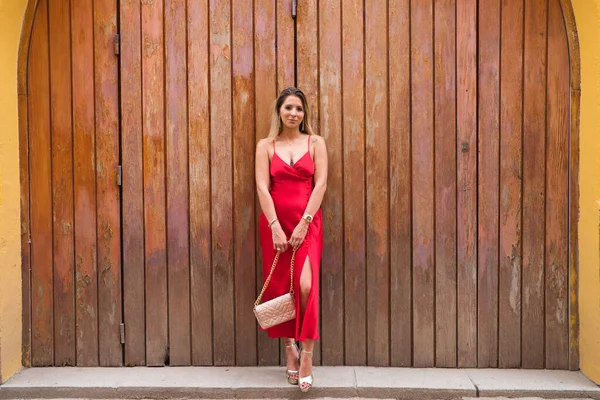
[288,220,309,251]
[271,221,289,253]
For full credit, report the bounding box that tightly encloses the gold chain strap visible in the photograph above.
[255,249,296,307]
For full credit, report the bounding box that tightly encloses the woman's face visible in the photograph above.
[279,95,305,130]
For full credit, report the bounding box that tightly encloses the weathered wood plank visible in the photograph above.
[29,0,54,367]
[165,0,191,367]
[545,0,570,370]
[94,0,122,367]
[188,0,214,366]
[434,0,457,368]
[233,0,257,366]
[319,0,344,366]
[277,0,294,91]
[296,0,321,365]
[522,0,547,369]
[19,91,32,367]
[254,0,279,366]
[343,0,367,367]
[49,0,75,367]
[389,0,411,368]
[499,0,524,369]
[141,0,168,366]
[121,0,146,367]
[568,87,580,371]
[365,0,390,367]
[71,0,99,367]
[210,0,235,366]
[411,0,434,368]
[477,0,500,368]
[456,0,478,368]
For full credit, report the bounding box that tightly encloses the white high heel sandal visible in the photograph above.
[285,342,300,385]
[298,349,313,392]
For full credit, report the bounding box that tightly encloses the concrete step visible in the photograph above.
[1,367,599,399]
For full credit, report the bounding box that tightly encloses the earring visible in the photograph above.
[300,120,305,132]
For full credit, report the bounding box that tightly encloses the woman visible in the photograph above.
[255,87,328,393]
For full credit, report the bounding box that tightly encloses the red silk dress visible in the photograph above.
[258,134,322,341]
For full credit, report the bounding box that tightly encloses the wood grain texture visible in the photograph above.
[121,0,146,367]
[188,0,214,366]
[434,0,457,368]
[210,0,235,366]
[411,0,434,368]
[319,0,344,366]
[48,0,75,367]
[365,0,390,367]
[254,0,279,366]
[568,89,580,371]
[19,91,32,367]
[342,0,367,367]
[553,6,580,368]
[498,0,524,369]
[456,0,478,368]
[296,0,321,365]
[141,0,168,366]
[477,0,500,368]
[522,0,547,369]
[545,0,569,370]
[233,0,257,366]
[71,0,98,367]
[165,0,191,367]
[277,0,295,91]
[94,0,122,367]
[29,0,54,367]
[389,0,411,368]
[554,0,580,370]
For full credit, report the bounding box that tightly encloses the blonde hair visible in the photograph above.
[267,87,316,140]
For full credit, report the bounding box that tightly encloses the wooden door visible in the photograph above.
[303,0,576,368]
[25,0,121,366]
[24,0,576,369]
[119,0,295,366]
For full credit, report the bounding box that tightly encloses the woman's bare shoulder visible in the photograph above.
[311,134,326,147]
[256,138,272,151]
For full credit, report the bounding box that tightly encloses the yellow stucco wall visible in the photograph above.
[0,0,28,384]
[0,0,598,386]
[571,0,600,384]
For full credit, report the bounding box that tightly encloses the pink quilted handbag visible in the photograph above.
[254,250,296,329]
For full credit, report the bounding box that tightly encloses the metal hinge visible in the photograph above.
[120,323,125,344]
[114,33,120,56]
[292,0,297,18]
[117,165,122,186]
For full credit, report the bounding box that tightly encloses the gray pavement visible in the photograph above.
[0,367,599,399]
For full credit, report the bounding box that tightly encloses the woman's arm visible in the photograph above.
[255,139,277,223]
[255,138,289,251]
[303,135,328,216]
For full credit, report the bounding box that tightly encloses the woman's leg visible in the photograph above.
[299,256,314,379]
[284,337,299,372]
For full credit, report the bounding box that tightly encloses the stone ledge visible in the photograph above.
[0,367,598,399]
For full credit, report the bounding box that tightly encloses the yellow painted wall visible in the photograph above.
[0,0,599,386]
[571,0,600,384]
[0,0,28,385]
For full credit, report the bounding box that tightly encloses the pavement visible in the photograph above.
[0,367,599,399]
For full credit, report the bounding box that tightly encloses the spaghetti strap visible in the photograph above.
[307,134,311,152]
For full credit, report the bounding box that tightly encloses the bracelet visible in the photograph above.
[268,217,278,228]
